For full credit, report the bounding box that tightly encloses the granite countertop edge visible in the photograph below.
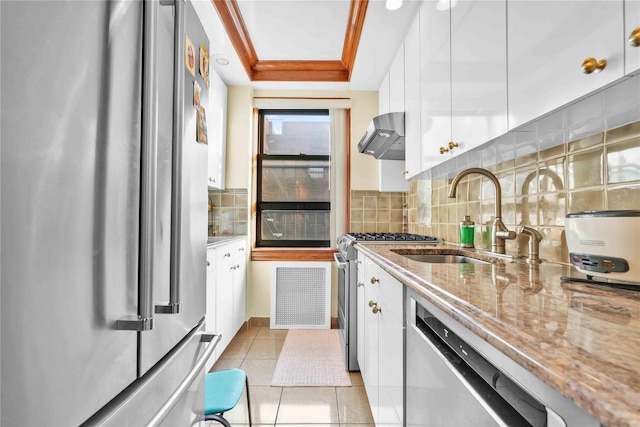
[206,235,246,249]
[355,242,640,427]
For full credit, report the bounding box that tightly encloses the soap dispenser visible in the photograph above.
[459,215,475,248]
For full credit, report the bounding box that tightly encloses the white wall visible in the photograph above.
[225,86,254,189]
[348,90,380,191]
[225,89,379,318]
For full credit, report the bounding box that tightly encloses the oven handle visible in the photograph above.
[333,252,348,269]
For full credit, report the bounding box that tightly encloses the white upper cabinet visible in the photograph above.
[450,0,507,153]
[627,0,640,74]
[207,70,227,189]
[508,0,625,129]
[419,0,507,168]
[379,49,409,192]
[379,72,391,115]
[385,0,635,178]
[389,47,405,113]
[420,0,451,171]
[404,13,422,179]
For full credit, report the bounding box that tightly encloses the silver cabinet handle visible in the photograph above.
[206,261,210,267]
[118,0,159,331]
[156,0,185,316]
[224,252,231,258]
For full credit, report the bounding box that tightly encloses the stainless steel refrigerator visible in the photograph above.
[1,1,215,425]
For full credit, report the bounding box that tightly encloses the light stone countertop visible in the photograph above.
[355,242,640,427]
[206,235,245,249]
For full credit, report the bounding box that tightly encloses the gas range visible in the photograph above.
[337,232,440,260]
[334,231,441,372]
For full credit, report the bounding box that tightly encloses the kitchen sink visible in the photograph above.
[390,249,496,265]
[399,253,490,264]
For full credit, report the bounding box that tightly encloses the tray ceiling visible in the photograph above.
[200,0,423,90]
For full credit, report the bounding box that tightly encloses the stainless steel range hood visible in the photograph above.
[357,112,405,160]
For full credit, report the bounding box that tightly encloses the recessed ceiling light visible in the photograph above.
[213,55,230,66]
[385,0,402,11]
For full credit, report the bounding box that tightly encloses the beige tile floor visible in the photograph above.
[205,326,375,426]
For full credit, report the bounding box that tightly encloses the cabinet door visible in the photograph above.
[627,0,640,75]
[215,245,235,353]
[420,0,452,171]
[389,46,405,113]
[508,0,624,129]
[404,14,422,179]
[207,70,227,189]
[363,257,380,424]
[379,160,408,192]
[451,0,507,155]
[380,44,409,192]
[205,248,218,366]
[379,72,391,115]
[377,270,404,426]
[232,241,247,333]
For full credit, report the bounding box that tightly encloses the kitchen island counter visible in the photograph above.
[356,242,640,427]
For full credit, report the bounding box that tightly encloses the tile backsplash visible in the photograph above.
[208,188,248,237]
[408,121,640,263]
[350,190,407,233]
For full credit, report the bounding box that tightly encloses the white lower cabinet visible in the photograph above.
[205,238,247,367]
[232,242,247,333]
[359,255,403,426]
[205,248,217,368]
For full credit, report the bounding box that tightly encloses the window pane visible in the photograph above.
[261,158,330,202]
[261,210,330,241]
[263,112,330,155]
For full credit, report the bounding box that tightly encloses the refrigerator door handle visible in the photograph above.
[117,0,159,331]
[145,333,221,427]
[155,0,185,315]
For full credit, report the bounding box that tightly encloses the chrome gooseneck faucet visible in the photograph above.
[448,168,516,254]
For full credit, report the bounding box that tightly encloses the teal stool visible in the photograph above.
[194,368,252,426]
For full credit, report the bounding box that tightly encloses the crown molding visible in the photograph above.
[212,0,369,82]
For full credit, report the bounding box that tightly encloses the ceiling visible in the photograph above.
[195,0,423,91]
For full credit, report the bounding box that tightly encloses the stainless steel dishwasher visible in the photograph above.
[406,295,566,427]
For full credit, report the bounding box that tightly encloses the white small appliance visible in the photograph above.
[565,210,640,285]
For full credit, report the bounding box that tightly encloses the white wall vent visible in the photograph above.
[270,262,331,329]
